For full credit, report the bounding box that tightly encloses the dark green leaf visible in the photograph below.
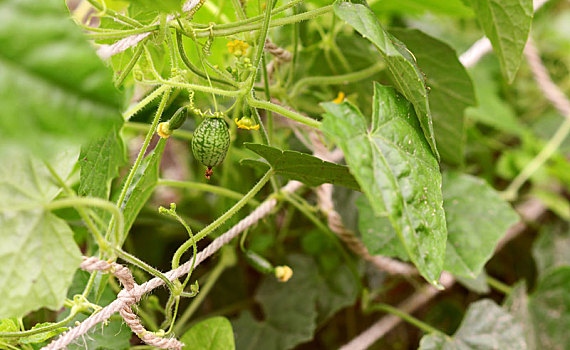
[334,2,439,159]
[322,83,447,286]
[528,266,570,349]
[466,0,533,82]
[419,299,526,349]
[0,149,81,318]
[181,317,235,350]
[391,29,476,165]
[0,0,123,158]
[243,143,360,191]
[532,223,570,277]
[120,138,166,235]
[442,171,519,277]
[233,255,319,350]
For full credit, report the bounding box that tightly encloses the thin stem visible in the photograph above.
[86,25,159,39]
[0,310,78,338]
[290,61,385,97]
[124,121,194,141]
[158,79,242,97]
[190,6,333,38]
[502,119,570,201]
[231,0,247,20]
[157,179,261,206]
[261,53,273,142]
[115,248,176,292]
[171,170,273,264]
[173,253,230,333]
[247,0,275,93]
[287,4,300,88]
[115,38,147,87]
[368,303,445,336]
[486,275,512,295]
[250,107,280,192]
[123,85,170,121]
[247,95,321,128]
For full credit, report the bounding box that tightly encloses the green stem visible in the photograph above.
[290,61,385,97]
[124,121,193,141]
[173,254,229,333]
[247,0,275,92]
[247,95,321,128]
[486,275,512,295]
[171,170,273,264]
[368,303,445,336]
[86,25,159,39]
[123,85,170,121]
[45,197,122,249]
[0,310,78,338]
[157,78,242,97]
[114,38,147,87]
[115,248,176,292]
[502,119,570,201]
[190,6,333,38]
[231,0,247,20]
[157,179,261,206]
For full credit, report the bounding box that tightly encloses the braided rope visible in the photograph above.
[264,39,292,62]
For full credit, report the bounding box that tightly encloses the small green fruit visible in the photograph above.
[192,116,230,179]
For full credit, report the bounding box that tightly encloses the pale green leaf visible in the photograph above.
[371,0,474,17]
[334,1,439,159]
[467,0,533,82]
[322,83,447,286]
[244,143,360,191]
[455,271,490,294]
[532,223,570,277]
[0,210,82,318]
[419,299,526,350]
[503,282,536,350]
[391,29,476,165]
[181,317,235,350]
[442,171,519,277]
[0,0,123,158]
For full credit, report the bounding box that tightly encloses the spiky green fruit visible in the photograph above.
[191,117,230,179]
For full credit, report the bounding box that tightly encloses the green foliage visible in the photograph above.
[335,1,439,159]
[322,83,446,286]
[244,143,360,191]
[181,317,235,350]
[0,0,123,158]
[419,299,526,349]
[532,224,570,277]
[0,149,81,318]
[442,171,519,277]
[391,29,476,165]
[466,0,533,82]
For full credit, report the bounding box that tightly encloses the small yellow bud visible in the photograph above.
[227,40,249,56]
[274,265,293,282]
[157,122,172,138]
[235,117,260,130]
[333,91,345,104]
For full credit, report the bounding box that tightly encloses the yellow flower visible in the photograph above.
[333,91,345,104]
[235,117,260,130]
[274,266,293,282]
[227,39,249,56]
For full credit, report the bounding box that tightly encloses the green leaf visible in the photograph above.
[0,149,81,318]
[180,317,235,350]
[0,0,123,158]
[356,195,409,261]
[243,143,360,191]
[442,171,519,278]
[532,223,570,277]
[233,255,319,350]
[119,138,166,235]
[0,319,18,333]
[67,317,130,350]
[79,126,125,200]
[334,1,439,159]
[419,299,526,350]
[371,0,474,17]
[0,211,82,318]
[466,0,533,82]
[322,83,447,286]
[390,29,476,165]
[528,266,570,349]
[503,281,536,350]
